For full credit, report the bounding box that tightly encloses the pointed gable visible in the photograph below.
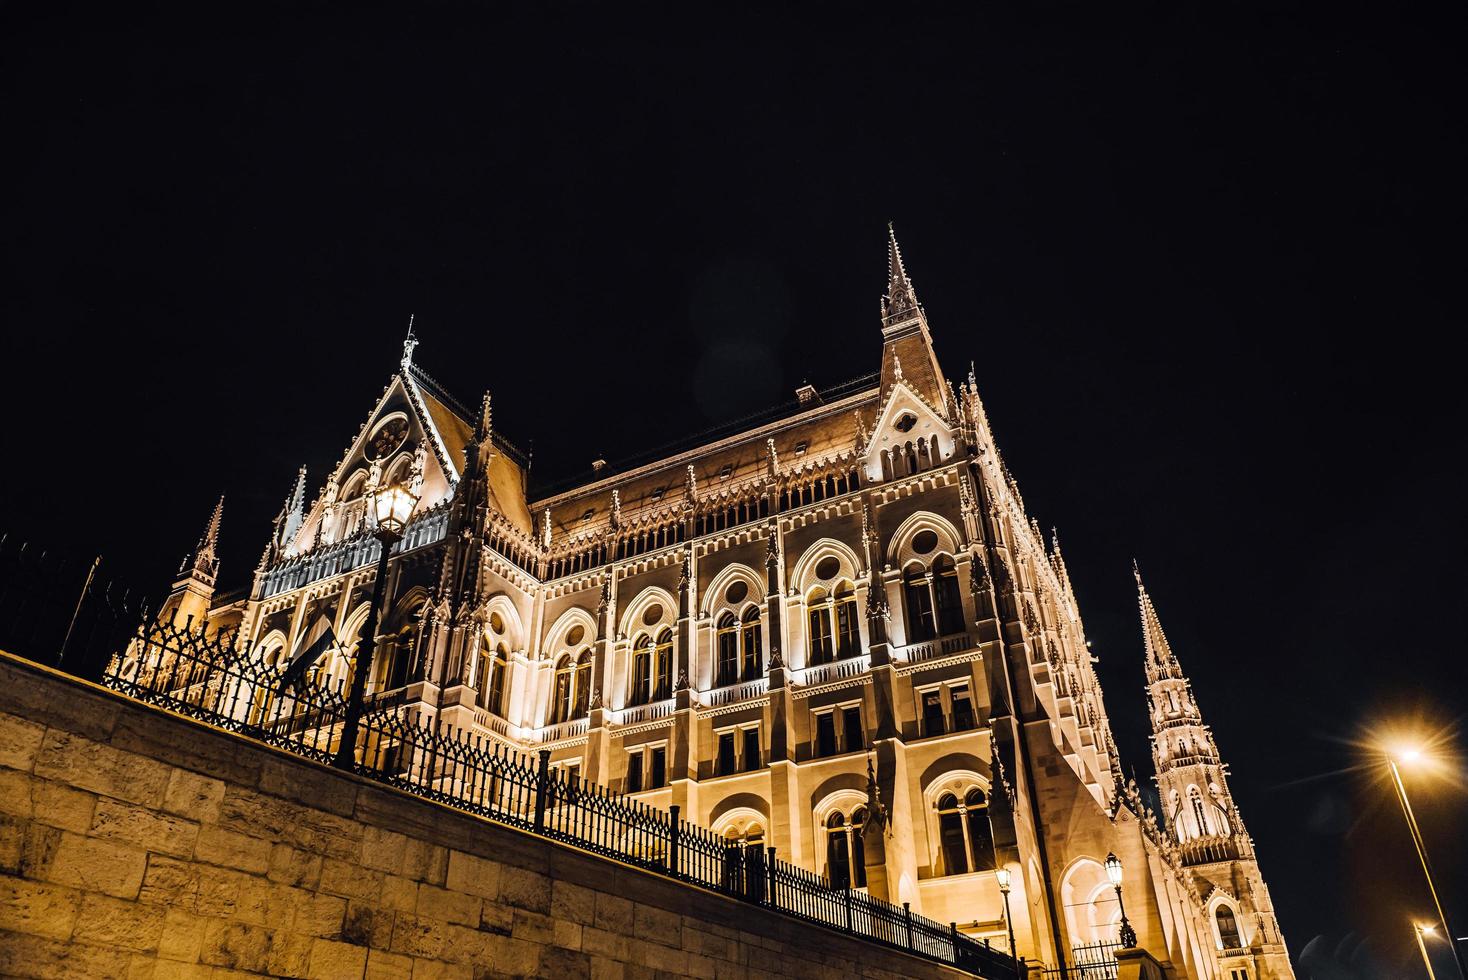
[860,375,958,484]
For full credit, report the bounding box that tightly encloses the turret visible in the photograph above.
[879,225,949,408]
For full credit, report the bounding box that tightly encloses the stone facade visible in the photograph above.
[138,228,1294,978]
[0,651,976,979]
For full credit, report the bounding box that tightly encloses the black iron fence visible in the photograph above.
[1039,940,1125,979]
[101,616,1019,980]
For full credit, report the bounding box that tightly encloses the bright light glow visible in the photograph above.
[1420,924,1436,935]
[1104,852,1123,888]
[995,867,1011,892]
[1399,747,1424,764]
[370,484,421,536]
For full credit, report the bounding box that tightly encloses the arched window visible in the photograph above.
[933,555,966,636]
[552,656,574,724]
[630,636,653,707]
[1209,785,1232,836]
[824,811,867,889]
[936,793,969,875]
[1189,785,1210,837]
[835,585,860,658]
[935,788,996,876]
[652,629,673,701]
[964,789,995,871]
[1216,906,1242,949]
[716,613,739,687]
[740,606,763,681]
[477,644,509,715]
[808,587,835,665]
[903,564,937,642]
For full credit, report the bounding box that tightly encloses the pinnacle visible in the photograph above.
[882,223,921,321]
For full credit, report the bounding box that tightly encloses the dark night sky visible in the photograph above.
[3,5,1464,976]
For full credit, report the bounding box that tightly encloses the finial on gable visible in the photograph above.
[882,223,921,323]
[402,314,419,366]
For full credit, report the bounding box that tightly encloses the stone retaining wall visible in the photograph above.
[0,651,971,979]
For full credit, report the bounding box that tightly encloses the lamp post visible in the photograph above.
[996,866,1019,963]
[332,484,420,771]
[1416,924,1439,980]
[1388,750,1466,979]
[1104,853,1137,948]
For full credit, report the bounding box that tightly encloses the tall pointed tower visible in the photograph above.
[1137,567,1294,980]
[880,224,949,409]
[159,497,224,630]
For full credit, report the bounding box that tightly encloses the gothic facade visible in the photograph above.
[159,229,1293,979]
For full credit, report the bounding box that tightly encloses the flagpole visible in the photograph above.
[333,525,401,770]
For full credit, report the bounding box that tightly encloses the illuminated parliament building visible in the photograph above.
[157,230,1294,979]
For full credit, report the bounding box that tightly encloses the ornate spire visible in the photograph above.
[1134,562,1182,681]
[183,496,224,578]
[541,508,552,550]
[476,391,492,443]
[1051,527,1076,607]
[882,223,921,323]
[684,464,697,503]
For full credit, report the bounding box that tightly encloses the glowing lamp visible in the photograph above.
[1105,852,1124,888]
[371,485,420,538]
[995,867,1011,894]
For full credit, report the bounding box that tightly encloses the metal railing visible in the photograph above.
[1039,940,1124,979]
[101,618,1018,980]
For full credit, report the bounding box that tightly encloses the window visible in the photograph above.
[716,613,739,687]
[825,809,868,889]
[742,729,761,771]
[652,629,673,701]
[551,649,592,724]
[1189,785,1210,836]
[552,657,573,723]
[626,744,668,792]
[630,636,652,706]
[894,413,918,433]
[627,751,644,793]
[794,441,808,456]
[740,607,763,680]
[835,586,859,658]
[573,653,591,717]
[921,689,945,736]
[950,684,975,732]
[841,706,864,753]
[579,509,594,524]
[719,464,733,481]
[934,788,995,875]
[1217,906,1242,949]
[808,589,835,665]
[809,584,861,665]
[479,645,509,715]
[717,732,737,775]
[903,565,937,642]
[933,555,966,636]
[815,711,838,757]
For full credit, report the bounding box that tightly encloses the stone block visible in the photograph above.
[321,855,385,901]
[638,943,689,975]
[269,843,323,889]
[266,930,317,978]
[537,943,592,980]
[139,854,202,909]
[200,919,274,973]
[72,893,167,952]
[444,849,500,900]
[33,777,97,832]
[0,767,32,818]
[365,947,416,979]
[407,960,473,979]
[0,877,80,941]
[162,768,226,823]
[43,830,148,899]
[417,882,480,926]
[293,890,349,938]
[111,713,260,786]
[483,933,542,975]
[498,864,551,913]
[0,712,46,770]
[633,903,682,948]
[307,937,369,978]
[553,918,584,950]
[344,899,396,948]
[91,798,200,858]
[589,955,626,980]
[194,863,249,918]
[150,961,215,980]
[686,952,719,979]
[380,873,419,913]
[550,880,596,926]
[194,826,273,874]
[390,912,447,958]
[511,907,555,945]
[581,925,630,961]
[0,814,22,873]
[158,908,206,962]
[478,898,513,936]
[218,787,361,860]
[260,756,357,817]
[593,892,634,934]
[33,729,171,807]
[441,921,498,964]
[0,928,135,979]
[361,824,412,873]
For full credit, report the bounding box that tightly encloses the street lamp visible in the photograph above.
[1387,748,1466,979]
[1415,923,1439,980]
[332,483,420,770]
[1104,853,1137,948]
[996,866,1018,962]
